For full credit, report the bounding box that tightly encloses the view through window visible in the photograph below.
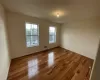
[49,27,56,43]
[25,23,39,47]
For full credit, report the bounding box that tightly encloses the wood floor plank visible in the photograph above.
[8,47,94,80]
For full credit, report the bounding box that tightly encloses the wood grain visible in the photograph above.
[8,47,93,80]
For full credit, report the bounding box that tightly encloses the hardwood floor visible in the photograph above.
[8,47,93,80]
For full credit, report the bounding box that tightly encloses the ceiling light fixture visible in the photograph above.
[57,13,60,18]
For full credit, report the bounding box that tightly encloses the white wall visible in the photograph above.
[0,4,10,80]
[7,11,61,59]
[90,40,100,80]
[61,18,100,59]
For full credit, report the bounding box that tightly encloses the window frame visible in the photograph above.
[25,22,39,47]
[49,26,56,44]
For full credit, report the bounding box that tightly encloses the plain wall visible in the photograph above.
[7,11,61,59]
[61,18,100,59]
[90,40,100,80]
[0,4,10,80]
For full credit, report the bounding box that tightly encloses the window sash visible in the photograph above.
[25,23,39,47]
[49,27,56,44]
[49,35,56,42]
[26,35,39,47]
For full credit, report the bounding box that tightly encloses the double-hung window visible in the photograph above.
[49,26,56,43]
[25,23,39,47]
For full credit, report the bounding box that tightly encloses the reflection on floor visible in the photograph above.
[8,47,93,80]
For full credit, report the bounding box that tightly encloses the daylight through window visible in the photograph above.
[25,23,39,47]
[49,27,56,43]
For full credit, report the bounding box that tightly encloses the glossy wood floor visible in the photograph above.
[8,47,93,80]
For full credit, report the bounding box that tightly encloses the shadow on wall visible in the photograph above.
[90,40,100,80]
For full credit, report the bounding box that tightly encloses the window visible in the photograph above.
[25,23,39,47]
[49,27,56,43]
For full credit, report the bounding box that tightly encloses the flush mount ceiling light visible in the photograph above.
[51,10,66,18]
[57,13,60,18]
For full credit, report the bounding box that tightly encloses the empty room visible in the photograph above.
[0,0,100,80]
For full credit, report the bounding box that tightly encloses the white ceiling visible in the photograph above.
[1,0,100,23]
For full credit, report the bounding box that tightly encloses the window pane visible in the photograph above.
[49,27,55,33]
[26,36,31,47]
[32,28,38,35]
[25,23,39,47]
[32,24,38,35]
[31,36,39,46]
[49,35,55,43]
[26,23,31,35]
[49,27,56,43]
